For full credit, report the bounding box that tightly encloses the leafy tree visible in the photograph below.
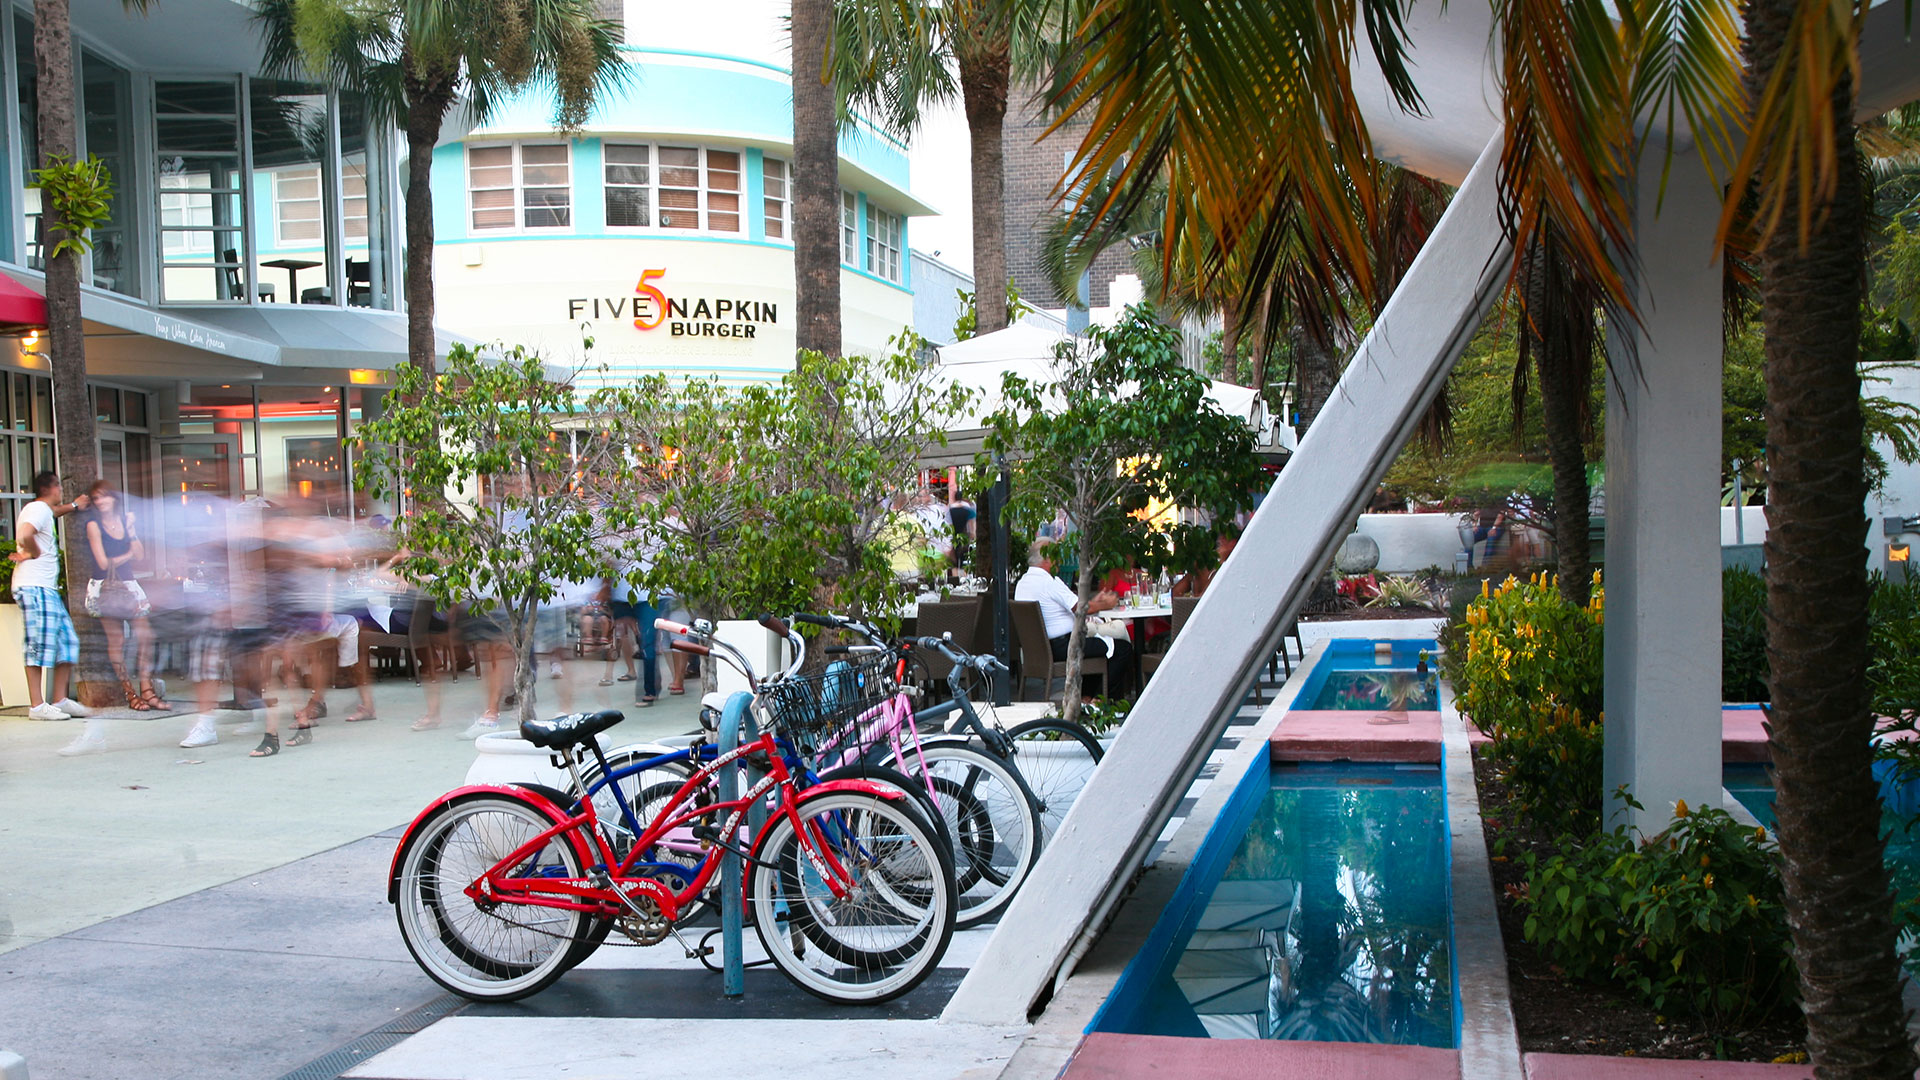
[354,344,634,723]
[255,0,624,376]
[985,306,1261,721]
[952,283,1035,342]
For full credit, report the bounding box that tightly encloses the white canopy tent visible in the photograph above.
[917,322,1295,466]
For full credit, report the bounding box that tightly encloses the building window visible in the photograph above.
[763,157,788,240]
[155,79,245,302]
[604,143,651,227]
[467,143,571,231]
[841,191,858,265]
[275,168,322,244]
[607,144,744,234]
[867,206,902,283]
[340,164,369,239]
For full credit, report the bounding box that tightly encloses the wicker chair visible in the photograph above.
[915,599,981,684]
[1141,595,1200,680]
[1011,600,1106,702]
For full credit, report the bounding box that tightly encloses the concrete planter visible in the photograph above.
[464,730,698,788]
[0,603,29,708]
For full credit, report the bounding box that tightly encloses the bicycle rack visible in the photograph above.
[714,689,764,998]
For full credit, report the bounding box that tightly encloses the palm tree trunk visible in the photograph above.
[35,0,97,585]
[1520,238,1593,607]
[790,0,841,359]
[1218,304,1242,384]
[958,34,1010,337]
[1746,0,1915,1072]
[401,63,454,378]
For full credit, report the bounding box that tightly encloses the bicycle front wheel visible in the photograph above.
[1004,719,1105,844]
[750,791,955,1004]
[393,792,588,1002]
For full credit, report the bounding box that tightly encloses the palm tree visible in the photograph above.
[835,0,1053,339]
[1048,0,1916,1067]
[1735,0,1914,1071]
[792,0,841,357]
[255,0,625,378]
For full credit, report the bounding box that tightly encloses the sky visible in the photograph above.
[904,97,976,273]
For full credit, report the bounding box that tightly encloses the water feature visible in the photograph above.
[1094,763,1455,1046]
[1296,639,1439,712]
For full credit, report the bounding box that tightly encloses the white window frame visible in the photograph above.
[841,190,858,266]
[762,157,789,241]
[274,165,365,246]
[866,205,902,283]
[466,142,573,233]
[603,142,745,236]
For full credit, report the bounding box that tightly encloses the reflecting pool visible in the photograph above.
[1098,764,1455,1046]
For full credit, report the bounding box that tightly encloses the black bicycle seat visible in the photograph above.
[519,708,625,749]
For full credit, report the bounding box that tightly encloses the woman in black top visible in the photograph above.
[85,481,165,711]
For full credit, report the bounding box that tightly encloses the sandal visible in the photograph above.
[250,732,280,757]
[410,716,443,731]
[124,680,154,711]
[140,680,168,710]
[344,708,377,723]
[668,684,686,695]
[287,723,314,747]
[616,673,636,682]
[597,677,615,687]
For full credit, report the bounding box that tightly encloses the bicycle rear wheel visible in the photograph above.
[393,792,588,1001]
[907,742,1042,928]
[750,791,955,1004]
[1004,719,1105,845]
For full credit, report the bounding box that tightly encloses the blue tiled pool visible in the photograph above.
[1295,640,1439,711]
[1093,762,1455,1046]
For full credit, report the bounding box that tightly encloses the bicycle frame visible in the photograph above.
[462,731,877,926]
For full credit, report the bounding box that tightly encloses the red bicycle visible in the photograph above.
[387,625,957,1005]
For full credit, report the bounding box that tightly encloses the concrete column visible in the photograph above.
[1602,154,1724,831]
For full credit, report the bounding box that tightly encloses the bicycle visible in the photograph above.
[387,622,956,1005]
[786,613,1103,923]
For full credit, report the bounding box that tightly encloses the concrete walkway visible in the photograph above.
[0,662,699,956]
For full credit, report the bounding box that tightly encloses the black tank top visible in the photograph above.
[91,515,133,580]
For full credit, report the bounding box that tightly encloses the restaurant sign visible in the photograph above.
[567,268,778,339]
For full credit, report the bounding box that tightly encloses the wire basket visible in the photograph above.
[758,653,899,760]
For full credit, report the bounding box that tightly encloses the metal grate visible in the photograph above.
[274,993,467,1080]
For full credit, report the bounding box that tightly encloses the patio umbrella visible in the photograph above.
[0,273,48,337]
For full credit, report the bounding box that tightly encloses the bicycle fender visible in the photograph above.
[746,779,908,858]
[386,784,588,904]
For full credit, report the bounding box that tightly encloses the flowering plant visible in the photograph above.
[1457,570,1605,833]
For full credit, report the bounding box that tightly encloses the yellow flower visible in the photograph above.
[1675,798,1690,818]
[1703,873,1715,889]
[1754,826,1767,842]
[1481,578,1490,598]
[1700,855,1711,867]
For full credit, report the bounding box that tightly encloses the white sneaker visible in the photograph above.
[180,717,218,748]
[52,698,92,718]
[57,734,105,756]
[28,702,70,721]
[457,718,500,741]
[548,661,563,680]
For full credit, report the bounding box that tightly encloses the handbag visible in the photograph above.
[85,566,150,621]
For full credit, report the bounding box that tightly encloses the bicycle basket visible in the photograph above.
[758,653,897,758]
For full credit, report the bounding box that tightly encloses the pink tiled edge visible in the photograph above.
[1270,709,1444,764]
[1062,1033,1460,1080]
[1723,708,1770,763]
[1525,1052,1813,1080]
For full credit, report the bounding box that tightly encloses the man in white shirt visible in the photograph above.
[1014,541,1133,693]
[11,470,93,725]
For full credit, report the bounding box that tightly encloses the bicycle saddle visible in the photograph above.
[519,708,626,749]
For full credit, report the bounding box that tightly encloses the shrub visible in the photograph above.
[1521,796,1794,1029]
[1722,566,1769,703]
[1456,571,1606,834]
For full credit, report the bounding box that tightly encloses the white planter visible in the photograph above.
[712,620,792,695]
[0,604,32,709]
[463,731,698,788]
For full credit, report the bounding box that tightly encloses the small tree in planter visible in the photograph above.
[591,376,812,683]
[355,343,635,724]
[985,306,1262,721]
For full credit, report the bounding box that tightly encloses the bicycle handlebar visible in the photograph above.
[758,613,790,638]
[670,639,709,656]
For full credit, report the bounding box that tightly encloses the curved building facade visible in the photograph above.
[429,7,935,388]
